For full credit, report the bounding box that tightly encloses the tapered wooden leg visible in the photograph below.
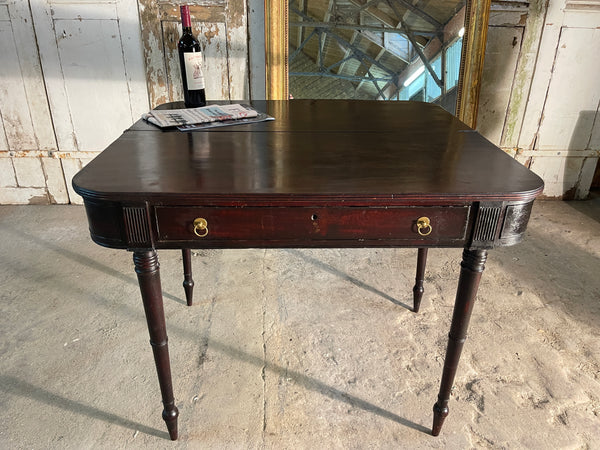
[182,249,194,306]
[412,248,428,313]
[432,248,487,436]
[133,250,179,441]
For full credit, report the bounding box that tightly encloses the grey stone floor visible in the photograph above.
[0,199,599,449]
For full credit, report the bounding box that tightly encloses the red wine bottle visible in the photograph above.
[178,5,206,108]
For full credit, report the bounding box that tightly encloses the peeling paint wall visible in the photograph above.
[0,0,249,205]
[477,0,600,199]
[138,0,249,108]
[2,0,599,204]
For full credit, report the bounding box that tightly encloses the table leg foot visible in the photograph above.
[163,408,179,440]
[432,398,449,436]
[412,248,428,313]
[431,248,487,436]
[182,249,194,306]
[134,250,180,441]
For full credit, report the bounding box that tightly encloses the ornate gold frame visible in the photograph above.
[264,0,491,128]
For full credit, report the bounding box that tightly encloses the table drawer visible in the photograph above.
[155,206,470,243]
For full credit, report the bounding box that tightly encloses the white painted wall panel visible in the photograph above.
[41,158,70,204]
[13,158,46,188]
[31,0,149,155]
[7,1,57,151]
[536,28,600,151]
[0,20,38,150]
[0,158,16,187]
[54,19,135,151]
[477,26,523,146]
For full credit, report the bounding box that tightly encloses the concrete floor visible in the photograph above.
[0,199,599,449]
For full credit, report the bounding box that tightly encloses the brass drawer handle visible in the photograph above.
[416,217,432,236]
[193,218,208,237]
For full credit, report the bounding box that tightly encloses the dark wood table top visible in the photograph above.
[73,100,543,206]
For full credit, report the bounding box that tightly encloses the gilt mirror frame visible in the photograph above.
[265,0,491,128]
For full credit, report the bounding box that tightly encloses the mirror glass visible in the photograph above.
[288,0,466,114]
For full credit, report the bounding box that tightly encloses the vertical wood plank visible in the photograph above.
[117,0,151,117]
[54,18,133,151]
[61,158,83,204]
[30,0,79,151]
[8,1,57,151]
[13,158,46,188]
[227,24,250,100]
[0,158,17,187]
[138,0,170,107]
[476,27,523,146]
[535,28,600,151]
[499,0,548,148]
[41,158,69,204]
[516,0,564,150]
[0,20,38,150]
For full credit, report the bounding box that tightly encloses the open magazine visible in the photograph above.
[142,104,274,131]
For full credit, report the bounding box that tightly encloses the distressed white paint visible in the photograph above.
[477,0,600,198]
[576,156,599,198]
[30,1,79,152]
[30,0,149,153]
[162,21,231,102]
[2,0,595,204]
[7,1,57,151]
[13,158,46,188]
[61,158,84,205]
[0,187,49,204]
[248,0,266,99]
[535,28,600,151]
[477,26,523,145]
[41,158,69,204]
[499,0,547,148]
[0,20,38,150]
[227,23,250,100]
[140,0,249,106]
[0,158,16,187]
[516,1,565,151]
[54,18,135,151]
[0,114,8,152]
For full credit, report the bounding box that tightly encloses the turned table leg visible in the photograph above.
[182,249,194,306]
[432,248,487,436]
[412,248,428,313]
[133,250,179,440]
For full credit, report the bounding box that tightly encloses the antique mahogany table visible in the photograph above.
[73,100,543,440]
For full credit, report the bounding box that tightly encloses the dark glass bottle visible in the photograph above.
[178,5,206,108]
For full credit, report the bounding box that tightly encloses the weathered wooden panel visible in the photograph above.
[41,158,70,204]
[54,19,135,151]
[31,0,149,153]
[13,158,46,188]
[529,155,586,198]
[477,26,523,146]
[499,0,546,148]
[17,0,149,205]
[139,0,248,107]
[0,158,16,187]
[0,20,38,150]
[536,27,600,151]
[162,21,229,102]
[61,158,84,205]
[0,186,49,204]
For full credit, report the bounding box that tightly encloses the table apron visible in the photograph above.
[153,205,471,247]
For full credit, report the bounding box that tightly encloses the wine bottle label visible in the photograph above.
[183,52,205,90]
